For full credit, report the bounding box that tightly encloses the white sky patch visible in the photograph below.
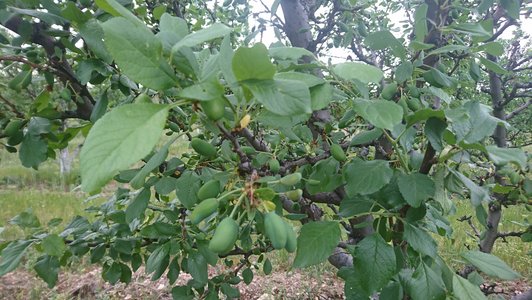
[248,0,532,64]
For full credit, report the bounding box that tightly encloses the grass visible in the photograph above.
[438,199,531,277]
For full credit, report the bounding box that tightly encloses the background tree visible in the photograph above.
[0,0,530,299]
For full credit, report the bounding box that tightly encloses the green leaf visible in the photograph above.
[425,117,447,152]
[146,243,170,274]
[244,79,312,116]
[332,62,384,84]
[350,128,383,146]
[268,46,315,61]
[41,234,65,257]
[395,61,413,83]
[407,261,446,300]
[79,20,113,63]
[188,252,208,285]
[403,223,437,257]
[486,146,527,169]
[397,173,435,208]
[293,221,341,268]
[476,42,504,56]
[339,196,375,218]
[9,7,67,25]
[364,31,406,58]
[175,171,201,209]
[171,23,231,52]
[452,274,487,300]
[462,251,520,280]
[0,240,33,276]
[233,43,276,81]
[449,169,490,206]
[479,57,508,74]
[19,134,48,169]
[80,103,170,194]
[353,99,403,131]
[95,0,142,26]
[33,255,60,288]
[423,68,454,88]
[500,0,520,19]
[102,17,176,91]
[10,210,40,228]
[354,234,396,294]
[103,262,122,284]
[450,23,492,39]
[125,188,151,223]
[157,13,189,51]
[414,4,428,41]
[130,141,172,189]
[310,83,333,110]
[242,268,253,285]
[428,44,468,55]
[344,159,393,196]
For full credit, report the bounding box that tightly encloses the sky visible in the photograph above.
[247,0,532,63]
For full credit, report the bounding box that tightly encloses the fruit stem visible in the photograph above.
[229,193,246,219]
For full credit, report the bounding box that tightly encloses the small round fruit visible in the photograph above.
[381,83,398,100]
[285,189,303,201]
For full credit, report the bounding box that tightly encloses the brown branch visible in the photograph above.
[0,94,25,118]
[239,128,270,152]
[505,99,532,120]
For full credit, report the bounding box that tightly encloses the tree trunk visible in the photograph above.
[480,54,506,253]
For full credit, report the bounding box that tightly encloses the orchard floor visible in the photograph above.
[0,266,529,300]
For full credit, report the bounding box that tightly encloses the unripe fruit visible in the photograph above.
[406,97,422,111]
[197,180,220,201]
[279,173,302,186]
[209,217,239,254]
[3,119,24,136]
[191,138,217,157]
[268,158,280,173]
[201,97,225,121]
[285,189,303,201]
[284,222,297,253]
[381,83,398,100]
[264,212,287,249]
[190,198,219,225]
[330,144,347,162]
[509,172,520,185]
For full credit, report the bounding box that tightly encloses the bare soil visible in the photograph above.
[0,267,529,299]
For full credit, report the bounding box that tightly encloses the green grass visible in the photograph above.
[438,199,531,277]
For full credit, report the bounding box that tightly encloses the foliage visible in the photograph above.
[0,0,530,299]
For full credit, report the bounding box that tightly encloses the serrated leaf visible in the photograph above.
[33,255,60,288]
[293,221,341,268]
[462,251,520,280]
[41,234,65,257]
[332,62,384,84]
[449,169,490,206]
[344,159,393,196]
[233,43,276,81]
[125,188,151,223]
[353,99,403,131]
[397,173,435,208]
[486,146,526,169]
[403,223,437,257]
[175,171,201,209]
[425,117,447,152]
[102,17,176,90]
[172,23,231,52]
[244,79,312,116]
[407,261,446,300]
[354,234,396,294]
[452,274,487,300]
[350,128,383,145]
[0,240,33,276]
[80,103,169,194]
[395,61,413,83]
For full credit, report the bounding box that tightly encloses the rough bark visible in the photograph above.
[480,54,506,253]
